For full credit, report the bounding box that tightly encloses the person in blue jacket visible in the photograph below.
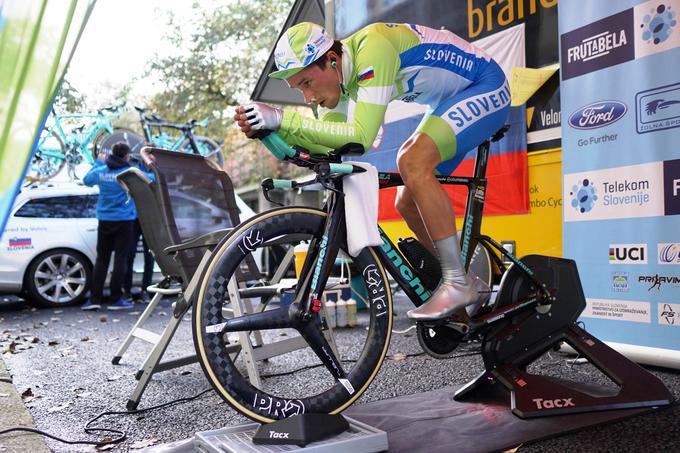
[81,142,136,311]
[122,155,156,303]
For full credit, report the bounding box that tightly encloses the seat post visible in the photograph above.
[472,139,490,180]
[459,133,497,268]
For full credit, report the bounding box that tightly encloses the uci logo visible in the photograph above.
[568,101,627,130]
[609,244,647,264]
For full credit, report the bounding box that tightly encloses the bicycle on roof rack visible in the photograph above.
[26,104,125,183]
[98,106,224,166]
[191,127,672,423]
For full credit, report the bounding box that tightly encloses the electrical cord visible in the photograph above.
[0,388,212,447]
[392,325,416,334]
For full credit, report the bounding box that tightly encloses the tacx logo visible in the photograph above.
[568,101,627,130]
[569,179,597,213]
[636,82,680,134]
[268,431,290,439]
[609,244,647,264]
[639,274,680,291]
[658,243,680,264]
[659,303,680,325]
[532,398,575,410]
[640,4,677,45]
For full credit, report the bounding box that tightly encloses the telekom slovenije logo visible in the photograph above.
[640,4,677,45]
[570,179,598,213]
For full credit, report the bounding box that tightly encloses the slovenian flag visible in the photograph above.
[9,237,31,247]
[357,67,375,82]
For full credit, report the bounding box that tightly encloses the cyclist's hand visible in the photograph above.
[233,105,256,137]
[235,102,282,134]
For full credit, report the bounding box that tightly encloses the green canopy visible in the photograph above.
[0,0,96,233]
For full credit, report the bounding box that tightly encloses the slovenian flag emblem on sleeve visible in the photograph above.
[357,66,375,81]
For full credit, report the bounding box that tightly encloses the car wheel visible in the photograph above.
[25,249,92,307]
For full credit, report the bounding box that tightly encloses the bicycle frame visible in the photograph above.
[294,137,547,327]
[42,110,117,164]
[137,109,205,154]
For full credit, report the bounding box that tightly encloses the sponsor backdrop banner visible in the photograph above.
[559,0,680,354]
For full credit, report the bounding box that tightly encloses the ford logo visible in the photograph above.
[568,101,627,130]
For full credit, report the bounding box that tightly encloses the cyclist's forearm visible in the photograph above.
[276,130,334,155]
[279,102,385,153]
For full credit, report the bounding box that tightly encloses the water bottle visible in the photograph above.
[293,243,309,277]
[346,298,357,327]
[324,300,336,328]
[336,299,347,328]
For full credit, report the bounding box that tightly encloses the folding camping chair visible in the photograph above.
[114,147,343,410]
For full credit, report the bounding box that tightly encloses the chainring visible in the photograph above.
[416,323,466,359]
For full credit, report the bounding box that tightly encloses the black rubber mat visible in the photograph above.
[345,382,659,453]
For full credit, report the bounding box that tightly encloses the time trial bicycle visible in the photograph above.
[188,125,592,423]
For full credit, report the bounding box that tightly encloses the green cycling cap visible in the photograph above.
[269,22,334,80]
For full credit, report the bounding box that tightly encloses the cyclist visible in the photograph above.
[234,22,511,321]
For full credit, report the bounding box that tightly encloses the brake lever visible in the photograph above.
[261,178,284,207]
[317,174,344,196]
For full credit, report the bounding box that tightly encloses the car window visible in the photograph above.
[14,195,98,218]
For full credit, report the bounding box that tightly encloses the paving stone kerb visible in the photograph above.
[0,358,50,453]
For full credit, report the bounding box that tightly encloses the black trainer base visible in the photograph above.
[455,255,673,417]
[252,413,350,447]
[455,324,673,417]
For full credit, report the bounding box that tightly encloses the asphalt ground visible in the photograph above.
[1,292,680,453]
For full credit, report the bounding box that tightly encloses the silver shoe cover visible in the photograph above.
[407,273,490,321]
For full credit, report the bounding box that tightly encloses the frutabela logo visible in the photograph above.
[560,8,634,80]
[609,244,647,264]
[568,101,627,130]
[566,25,627,63]
[658,243,680,264]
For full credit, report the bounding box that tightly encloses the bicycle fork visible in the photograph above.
[218,192,349,382]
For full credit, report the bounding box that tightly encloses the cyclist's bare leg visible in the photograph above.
[395,186,437,255]
[396,134,456,241]
[397,133,488,321]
